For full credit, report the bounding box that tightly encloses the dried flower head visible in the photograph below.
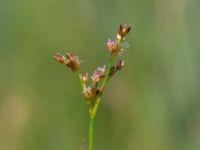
[91,71,100,83]
[83,85,95,100]
[117,24,131,40]
[91,65,106,83]
[97,65,106,79]
[66,53,81,72]
[106,39,121,56]
[54,53,66,64]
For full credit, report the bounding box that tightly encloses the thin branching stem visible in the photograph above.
[87,58,114,150]
[101,58,114,90]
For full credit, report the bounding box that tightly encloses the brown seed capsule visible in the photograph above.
[117,24,131,40]
[66,53,81,72]
[96,88,103,96]
[54,53,66,64]
[116,60,125,70]
[109,66,116,77]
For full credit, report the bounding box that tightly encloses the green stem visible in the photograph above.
[77,72,84,90]
[87,56,116,150]
[90,58,114,118]
[87,58,114,150]
[90,97,101,118]
[101,58,114,89]
[88,116,94,150]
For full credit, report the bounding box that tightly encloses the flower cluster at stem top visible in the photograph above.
[54,24,131,105]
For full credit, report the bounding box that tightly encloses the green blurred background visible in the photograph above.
[0,0,200,150]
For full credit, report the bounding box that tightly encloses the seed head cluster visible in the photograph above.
[54,24,131,104]
[54,52,81,73]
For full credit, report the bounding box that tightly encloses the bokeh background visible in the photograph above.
[0,0,200,150]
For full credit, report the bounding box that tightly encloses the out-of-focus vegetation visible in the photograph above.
[0,0,200,150]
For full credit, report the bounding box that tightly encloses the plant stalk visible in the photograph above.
[101,58,114,89]
[88,58,114,150]
[88,116,94,150]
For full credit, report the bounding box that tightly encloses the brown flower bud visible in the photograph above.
[80,73,88,83]
[96,88,103,96]
[54,53,66,64]
[116,60,125,70]
[106,39,121,56]
[108,60,125,77]
[117,24,131,40]
[66,53,81,72]
[109,66,116,77]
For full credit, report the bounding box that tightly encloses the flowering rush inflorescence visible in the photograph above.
[54,24,131,150]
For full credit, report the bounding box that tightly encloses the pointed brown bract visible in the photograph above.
[66,53,81,72]
[117,24,131,40]
[54,53,66,64]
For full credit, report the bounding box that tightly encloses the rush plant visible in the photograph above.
[54,24,131,150]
